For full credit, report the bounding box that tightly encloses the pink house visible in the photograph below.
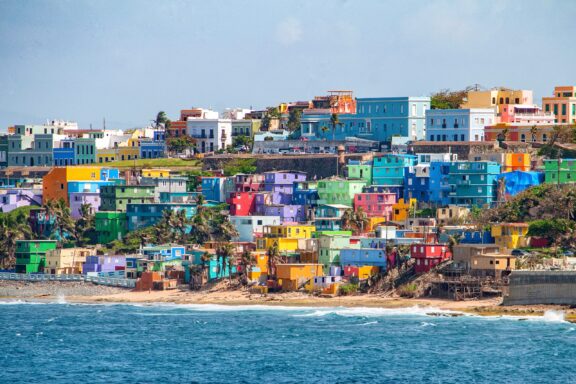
[353,192,396,219]
[500,104,555,125]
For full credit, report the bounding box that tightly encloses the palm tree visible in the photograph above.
[216,243,235,279]
[0,214,33,269]
[239,250,255,285]
[266,243,282,279]
[341,208,369,235]
[330,113,340,141]
[153,111,171,133]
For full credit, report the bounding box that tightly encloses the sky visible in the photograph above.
[0,0,574,131]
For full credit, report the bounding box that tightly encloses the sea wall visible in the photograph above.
[503,271,576,305]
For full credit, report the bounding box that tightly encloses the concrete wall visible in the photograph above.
[503,271,576,305]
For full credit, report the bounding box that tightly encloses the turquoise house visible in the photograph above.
[448,161,501,207]
[314,204,350,231]
[183,250,236,282]
[372,154,417,186]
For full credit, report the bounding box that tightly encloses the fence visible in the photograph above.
[0,272,136,288]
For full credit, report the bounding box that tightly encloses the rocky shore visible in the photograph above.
[0,280,129,299]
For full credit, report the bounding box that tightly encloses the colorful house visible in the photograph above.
[542,85,576,124]
[257,224,316,252]
[276,264,324,291]
[404,165,430,202]
[228,192,257,216]
[15,240,57,273]
[230,215,281,242]
[201,176,228,202]
[95,211,127,243]
[372,154,417,186]
[410,243,451,274]
[69,192,100,219]
[544,159,576,184]
[263,171,307,205]
[99,185,156,212]
[292,181,319,206]
[392,198,416,222]
[42,166,118,204]
[347,160,372,184]
[314,204,350,231]
[436,205,470,225]
[317,177,366,206]
[262,204,306,224]
[491,223,529,250]
[340,248,387,267]
[448,161,501,207]
[126,203,197,231]
[44,248,95,275]
[0,188,42,213]
[318,234,358,271]
[354,192,396,219]
[428,161,451,206]
[234,174,264,192]
[425,108,495,142]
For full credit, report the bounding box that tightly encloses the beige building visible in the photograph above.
[452,244,514,279]
[45,248,95,275]
[436,205,470,225]
[462,89,533,116]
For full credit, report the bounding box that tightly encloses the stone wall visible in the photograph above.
[409,141,498,160]
[503,271,576,305]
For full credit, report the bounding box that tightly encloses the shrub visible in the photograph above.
[339,283,359,296]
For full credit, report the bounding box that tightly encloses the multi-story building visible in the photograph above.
[317,177,366,206]
[263,171,307,205]
[318,234,358,271]
[461,88,533,116]
[543,158,576,184]
[95,211,127,243]
[140,131,166,159]
[44,247,95,275]
[230,215,281,242]
[292,181,319,206]
[542,86,576,124]
[186,115,232,153]
[257,224,316,252]
[69,192,101,219]
[299,96,430,143]
[484,123,555,143]
[448,161,501,207]
[228,192,257,216]
[201,176,229,202]
[428,161,451,206]
[0,188,42,213]
[410,243,451,274]
[426,109,496,142]
[491,223,529,250]
[141,176,187,201]
[372,154,417,186]
[353,192,396,219]
[42,166,119,204]
[99,185,156,212]
[262,204,306,224]
[436,205,470,225]
[314,204,350,231]
[404,165,430,202]
[499,104,555,125]
[346,160,372,184]
[15,240,57,273]
[472,152,531,172]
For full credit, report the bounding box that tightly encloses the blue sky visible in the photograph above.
[0,0,574,130]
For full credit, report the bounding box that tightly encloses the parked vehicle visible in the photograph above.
[511,249,531,257]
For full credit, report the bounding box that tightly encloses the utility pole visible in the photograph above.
[558,149,563,188]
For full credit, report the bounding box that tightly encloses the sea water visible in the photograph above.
[0,301,575,383]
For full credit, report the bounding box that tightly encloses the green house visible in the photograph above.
[347,160,372,184]
[95,211,127,243]
[317,234,359,272]
[544,159,576,184]
[317,177,366,206]
[99,185,156,212]
[15,240,57,273]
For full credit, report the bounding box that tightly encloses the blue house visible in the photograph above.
[448,161,501,207]
[292,181,319,206]
[425,108,495,142]
[126,203,197,231]
[53,139,75,166]
[183,250,236,282]
[299,97,430,143]
[404,165,430,202]
[340,248,387,267]
[428,161,451,206]
[142,245,186,261]
[140,131,166,159]
[314,204,350,231]
[372,154,417,186]
[201,177,227,203]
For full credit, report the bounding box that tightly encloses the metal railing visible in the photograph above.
[0,272,136,288]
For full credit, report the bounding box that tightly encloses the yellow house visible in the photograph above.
[462,89,533,114]
[491,223,529,250]
[257,224,316,252]
[44,248,95,275]
[366,217,387,231]
[97,148,118,164]
[118,139,140,161]
[142,168,171,178]
[276,263,323,291]
[503,153,531,172]
[392,198,416,222]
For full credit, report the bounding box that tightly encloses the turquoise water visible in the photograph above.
[1,302,575,383]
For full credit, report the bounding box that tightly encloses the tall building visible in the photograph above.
[542,86,576,124]
[461,88,533,116]
[426,109,496,142]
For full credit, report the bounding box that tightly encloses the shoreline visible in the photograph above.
[2,281,575,321]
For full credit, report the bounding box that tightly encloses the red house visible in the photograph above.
[228,192,257,216]
[234,174,264,192]
[354,193,396,218]
[410,243,452,274]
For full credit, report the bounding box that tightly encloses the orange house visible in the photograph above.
[42,166,103,204]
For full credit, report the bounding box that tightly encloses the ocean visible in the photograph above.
[0,301,575,383]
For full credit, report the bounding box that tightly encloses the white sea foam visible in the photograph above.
[541,310,566,322]
[56,295,67,304]
[359,321,378,326]
[292,306,460,318]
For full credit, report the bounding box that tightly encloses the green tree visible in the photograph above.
[153,111,171,132]
[261,107,280,130]
[341,207,369,235]
[75,204,97,246]
[287,109,302,131]
[167,136,196,155]
[266,243,282,279]
[0,212,33,268]
[330,113,341,141]
[430,88,471,109]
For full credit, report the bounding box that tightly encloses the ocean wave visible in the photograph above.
[292,306,462,318]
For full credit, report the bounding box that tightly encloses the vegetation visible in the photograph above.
[166,136,196,155]
[430,86,476,109]
[153,111,171,132]
[330,113,342,141]
[261,107,280,130]
[223,158,257,176]
[338,283,358,296]
[0,208,33,268]
[232,135,253,151]
[287,109,302,131]
[341,207,369,235]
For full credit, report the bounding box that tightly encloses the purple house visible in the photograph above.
[264,171,307,205]
[69,192,101,219]
[254,192,273,215]
[263,204,306,223]
[82,255,126,275]
[0,188,42,213]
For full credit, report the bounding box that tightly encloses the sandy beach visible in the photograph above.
[2,280,574,320]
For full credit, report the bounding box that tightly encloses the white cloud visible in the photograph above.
[276,18,303,45]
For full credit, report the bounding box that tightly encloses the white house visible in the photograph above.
[230,215,281,242]
[186,117,232,153]
[425,108,495,142]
